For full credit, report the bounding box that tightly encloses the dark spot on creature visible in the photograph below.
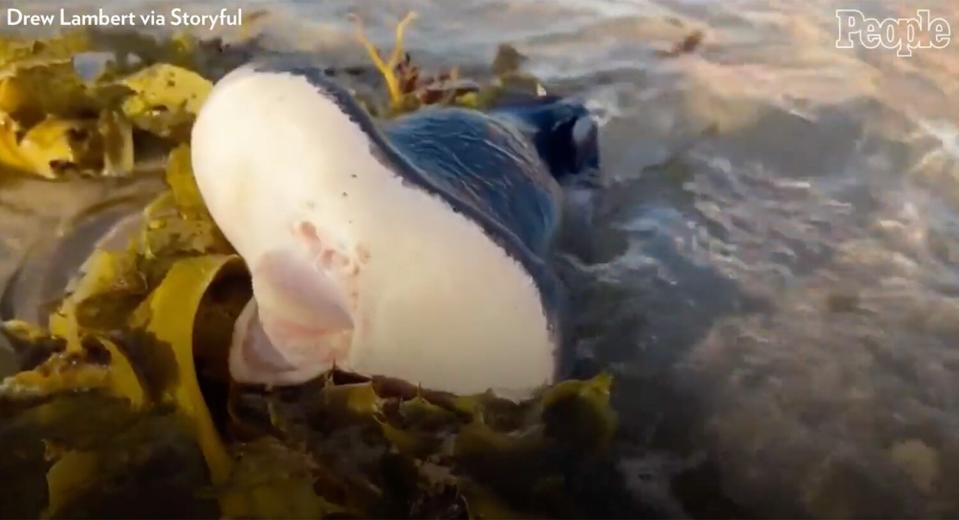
[342,192,348,197]
[167,79,176,88]
[351,174,357,179]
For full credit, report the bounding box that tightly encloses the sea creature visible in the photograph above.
[191,62,598,396]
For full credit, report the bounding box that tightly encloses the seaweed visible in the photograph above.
[0,30,213,179]
[350,12,548,116]
[118,64,211,141]
[226,372,618,518]
[0,18,623,519]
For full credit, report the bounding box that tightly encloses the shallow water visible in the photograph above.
[5,0,959,517]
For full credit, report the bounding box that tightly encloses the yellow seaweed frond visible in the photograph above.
[129,255,241,490]
[349,11,418,108]
[119,64,212,141]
